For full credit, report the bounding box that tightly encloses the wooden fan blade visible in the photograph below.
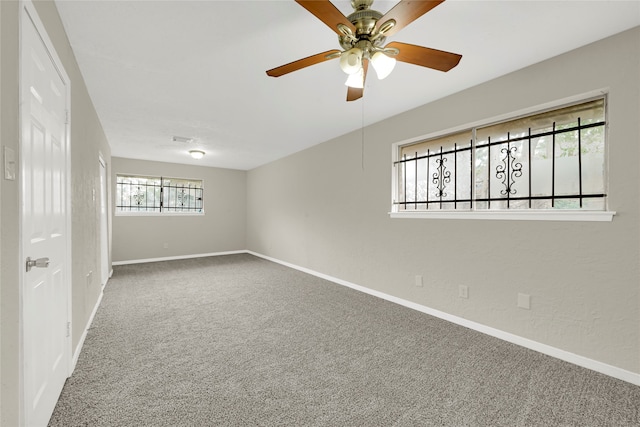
[266,50,341,77]
[296,0,356,36]
[385,41,461,72]
[346,86,363,102]
[376,0,445,37]
[346,60,369,102]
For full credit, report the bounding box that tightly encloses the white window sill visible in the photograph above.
[116,212,204,217]
[388,210,616,222]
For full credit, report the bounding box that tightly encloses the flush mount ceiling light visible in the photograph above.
[189,150,205,160]
[266,0,462,102]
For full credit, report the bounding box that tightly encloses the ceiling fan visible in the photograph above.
[266,0,462,102]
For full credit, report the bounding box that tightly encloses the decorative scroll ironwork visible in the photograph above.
[495,146,523,196]
[116,176,203,213]
[432,156,451,198]
[133,187,145,206]
[393,99,607,211]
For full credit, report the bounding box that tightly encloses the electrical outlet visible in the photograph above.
[459,285,468,299]
[163,242,169,249]
[518,293,531,310]
[415,275,423,287]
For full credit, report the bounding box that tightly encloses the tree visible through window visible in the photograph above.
[116,175,204,214]
[394,98,606,212]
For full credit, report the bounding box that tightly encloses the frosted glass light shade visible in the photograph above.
[339,48,363,75]
[371,51,396,80]
[189,150,205,159]
[344,68,364,89]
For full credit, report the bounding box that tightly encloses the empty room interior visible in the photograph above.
[1,0,639,425]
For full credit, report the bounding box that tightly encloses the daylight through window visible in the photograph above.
[116,175,204,214]
[394,98,606,212]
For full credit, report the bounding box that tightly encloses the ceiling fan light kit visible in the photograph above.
[339,47,363,74]
[266,0,462,101]
[345,68,365,88]
[370,50,396,79]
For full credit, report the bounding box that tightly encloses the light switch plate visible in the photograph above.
[4,146,16,180]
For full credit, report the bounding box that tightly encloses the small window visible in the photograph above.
[393,98,607,214]
[116,175,204,214]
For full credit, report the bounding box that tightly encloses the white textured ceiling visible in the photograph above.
[54,0,640,170]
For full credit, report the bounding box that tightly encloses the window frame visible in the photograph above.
[390,91,615,222]
[115,173,205,216]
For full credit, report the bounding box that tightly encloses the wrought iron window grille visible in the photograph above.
[394,99,607,211]
[116,175,204,213]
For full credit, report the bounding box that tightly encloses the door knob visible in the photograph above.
[26,257,50,272]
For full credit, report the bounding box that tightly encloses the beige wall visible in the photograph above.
[247,27,640,375]
[0,0,4,420]
[0,1,111,425]
[111,157,246,262]
[0,3,637,424]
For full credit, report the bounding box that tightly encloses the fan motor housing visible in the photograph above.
[348,9,383,37]
[339,0,385,51]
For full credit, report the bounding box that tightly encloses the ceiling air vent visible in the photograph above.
[172,136,194,144]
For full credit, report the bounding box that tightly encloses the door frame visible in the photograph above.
[18,1,73,424]
[99,154,109,287]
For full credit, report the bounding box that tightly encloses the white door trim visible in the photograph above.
[19,1,73,424]
[99,154,109,287]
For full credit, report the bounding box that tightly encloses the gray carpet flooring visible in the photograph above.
[49,254,640,426]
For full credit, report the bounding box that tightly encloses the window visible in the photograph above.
[392,98,611,220]
[116,175,204,214]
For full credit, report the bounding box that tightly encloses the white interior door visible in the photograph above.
[99,157,109,286]
[20,3,71,426]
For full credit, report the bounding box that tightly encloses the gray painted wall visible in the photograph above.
[111,157,246,262]
[246,27,640,375]
[1,1,111,425]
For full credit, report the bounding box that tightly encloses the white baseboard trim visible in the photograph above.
[112,250,246,266]
[247,251,640,386]
[71,288,104,372]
